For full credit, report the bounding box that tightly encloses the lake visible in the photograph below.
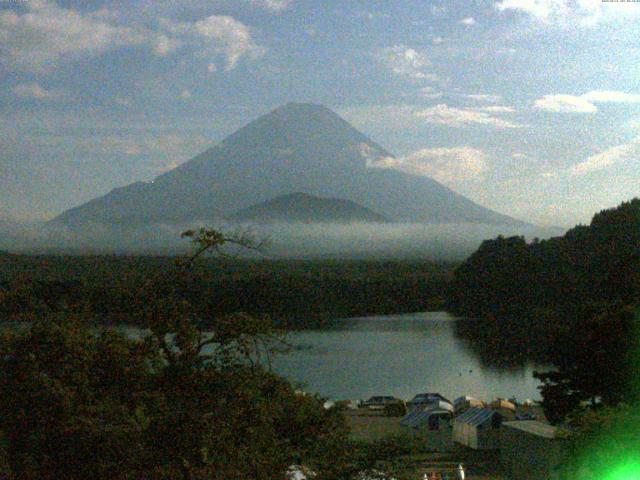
[2,311,547,404]
[269,311,548,402]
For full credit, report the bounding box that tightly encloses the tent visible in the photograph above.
[401,404,454,451]
[407,393,452,412]
[501,421,568,479]
[453,396,484,414]
[453,407,503,450]
[401,405,453,431]
[489,398,516,411]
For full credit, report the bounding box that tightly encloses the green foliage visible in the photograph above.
[0,228,354,479]
[535,305,640,424]
[559,403,640,479]
[0,315,154,479]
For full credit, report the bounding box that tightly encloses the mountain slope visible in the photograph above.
[227,192,388,224]
[52,102,524,227]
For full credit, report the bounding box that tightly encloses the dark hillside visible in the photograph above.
[448,198,640,366]
[449,198,640,317]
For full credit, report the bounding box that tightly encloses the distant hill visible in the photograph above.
[227,192,388,224]
[52,103,524,228]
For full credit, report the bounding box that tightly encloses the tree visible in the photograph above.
[0,314,155,479]
[558,403,640,479]
[535,305,640,424]
[0,228,352,479]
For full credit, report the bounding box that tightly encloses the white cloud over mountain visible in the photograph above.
[416,104,522,128]
[160,15,263,70]
[368,147,488,186]
[259,0,294,11]
[570,136,640,175]
[534,95,598,113]
[534,90,640,113]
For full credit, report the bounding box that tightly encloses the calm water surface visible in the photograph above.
[5,311,546,404]
[270,311,547,402]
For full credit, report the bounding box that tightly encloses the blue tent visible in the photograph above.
[401,406,452,430]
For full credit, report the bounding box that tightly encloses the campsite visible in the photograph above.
[343,392,560,479]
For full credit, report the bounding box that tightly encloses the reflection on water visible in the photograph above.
[270,311,549,402]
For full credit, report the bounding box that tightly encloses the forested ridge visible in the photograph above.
[449,198,639,317]
[448,199,640,427]
[0,256,452,329]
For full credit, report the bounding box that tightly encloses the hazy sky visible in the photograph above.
[1,0,639,226]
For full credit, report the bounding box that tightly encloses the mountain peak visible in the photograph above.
[52,102,525,228]
[243,102,349,131]
[277,102,330,112]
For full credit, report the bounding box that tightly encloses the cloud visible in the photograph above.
[431,36,445,45]
[430,5,447,16]
[379,46,437,81]
[478,105,516,113]
[0,1,261,72]
[160,15,262,70]
[581,90,640,103]
[194,16,259,69]
[416,104,522,128]
[0,1,149,72]
[534,95,597,113]
[153,34,182,56]
[495,0,640,26]
[570,136,640,175]
[419,86,443,100]
[12,82,62,99]
[464,94,502,103]
[459,17,477,25]
[367,147,488,185]
[534,90,640,113]
[496,0,567,21]
[256,0,294,11]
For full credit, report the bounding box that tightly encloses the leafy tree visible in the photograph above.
[558,403,640,479]
[535,305,640,424]
[0,228,353,479]
[0,314,155,479]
